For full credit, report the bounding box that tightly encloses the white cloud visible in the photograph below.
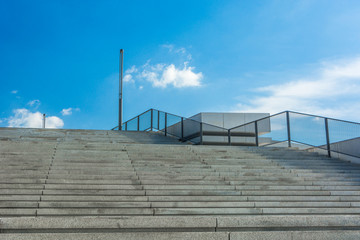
[27,100,41,108]
[7,109,64,128]
[61,107,80,116]
[122,45,201,89]
[141,63,203,88]
[11,90,18,94]
[123,65,138,83]
[123,74,133,83]
[234,57,360,121]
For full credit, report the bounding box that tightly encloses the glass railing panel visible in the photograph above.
[230,122,256,146]
[166,114,182,138]
[152,109,159,130]
[289,112,327,148]
[158,111,166,132]
[328,119,360,158]
[202,123,228,145]
[139,110,151,131]
[257,113,287,146]
[126,117,138,131]
[183,119,201,143]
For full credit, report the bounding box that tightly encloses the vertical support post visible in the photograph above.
[125,122,128,131]
[325,118,331,158]
[119,49,124,131]
[157,111,160,130]
[286,111,292,147]
[181,117,184,140]
[137,116,140,131]
[200,122,203,145]
[164,113,167,136]
[150,109,153,131]
[228,129,231,146]
[255,121,259,147]
[42,114,46,129]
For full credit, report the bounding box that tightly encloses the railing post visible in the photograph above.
[151,109,153,131]
[325,118,331,158]
[200,122,203,145]
[255,121,259,147]
[286,111,291,147]
[228,129,231,146]
[181,117,184,141]
[137,116,140,131]
[125,122,128,131]
[165,113,167,136]
[157,111,160,130]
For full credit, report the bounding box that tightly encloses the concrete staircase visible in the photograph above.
[1,127,360,239]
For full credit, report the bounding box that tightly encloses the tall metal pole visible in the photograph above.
[42,114,46,129]
[119,49,124,130]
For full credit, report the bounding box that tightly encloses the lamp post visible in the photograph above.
[119,49,124,130]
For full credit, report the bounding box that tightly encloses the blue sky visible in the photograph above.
[1,0,360,129]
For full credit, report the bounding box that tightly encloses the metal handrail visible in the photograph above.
[228,110,360,159]
[111,108,360,159]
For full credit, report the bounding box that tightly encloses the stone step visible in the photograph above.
[230,231,360,240]
[48,170,137,175]
[0,216,217,232]
[2,215,359,234]
[45,179,141,185]
[0,195,41,201]
[38,202,151,208]
[35,208,153,216]
[47,175,139,180]
[150,201,352,208]
[42,190,145,195]
[153,207,360,215]
[43,184,142,190]
[0,232,228,240]
[41,195,148,202]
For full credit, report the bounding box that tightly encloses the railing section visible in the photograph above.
[114,109,360,159]
[229,111,360,159]
[119,109,227,144]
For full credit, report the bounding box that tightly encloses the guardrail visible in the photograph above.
[112,109,228,144]
[112,109,360,159]
[228,111,360,159]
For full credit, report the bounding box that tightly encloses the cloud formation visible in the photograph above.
[123,45,202,88]
[140,63,203,88]
[234,57,360,121]
[7,109,64,128]
[123,65,137,83]
[61,107,80,116]
[11,90,18,94]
